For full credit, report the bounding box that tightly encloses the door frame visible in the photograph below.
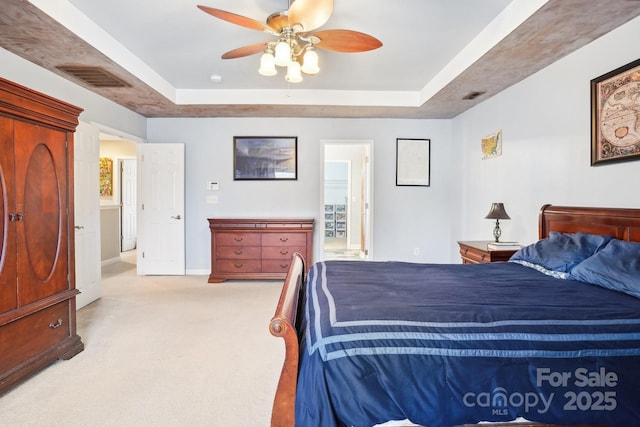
[320,139,374,260]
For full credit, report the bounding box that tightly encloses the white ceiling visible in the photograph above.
[2,0,639,118]
[66,0,512,93]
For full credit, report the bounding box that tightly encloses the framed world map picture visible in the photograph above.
[590,58,640,166]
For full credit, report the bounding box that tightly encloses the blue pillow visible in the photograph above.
[570,239,640,298]
[509,232,612,273]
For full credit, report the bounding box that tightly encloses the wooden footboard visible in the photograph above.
[269,252,306,427]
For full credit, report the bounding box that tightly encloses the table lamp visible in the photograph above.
[485,203,510,242]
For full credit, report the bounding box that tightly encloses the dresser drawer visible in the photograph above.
[262,233,306,247]
[215,260,261,273]
[216,233,261,247]
[262,246,305,260]
[0,302,70,372]
[262,259,292,273]
[216,246,261,260]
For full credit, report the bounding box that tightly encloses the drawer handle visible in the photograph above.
[280,264,289,269]
[279,250,289,255]
[234,237,243,242]
[234,250,243,255]
[279,237,289,242]
[481,254,486,260]
[234,263,244,269]
[49,318,63,329]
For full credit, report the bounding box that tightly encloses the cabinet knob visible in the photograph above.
[463,249,468,254]
[49,318,63,329]
[280,237,289,242]
[9,213,16,222]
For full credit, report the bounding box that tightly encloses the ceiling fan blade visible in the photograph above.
[313,29,382,53]
[221,42,268,59]
[197,5,275,34]
[288,0,333,32]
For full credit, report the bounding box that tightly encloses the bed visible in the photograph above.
[269,205,640,427]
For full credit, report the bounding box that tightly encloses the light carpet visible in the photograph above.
[0,258,284,427]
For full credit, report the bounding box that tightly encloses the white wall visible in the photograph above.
[147,118,454,271]
[452,15,640,261]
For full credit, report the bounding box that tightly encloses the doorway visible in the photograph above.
[322,140,372,260]
[99,134,137,265]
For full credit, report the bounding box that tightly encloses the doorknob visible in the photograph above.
[75,225,85,230]
[171,215,182,220]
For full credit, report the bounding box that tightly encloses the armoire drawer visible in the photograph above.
[0,302,70,372]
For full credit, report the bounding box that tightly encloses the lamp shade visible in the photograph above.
[485,203,510,220]
[301,49,319,75]
[258,52,277,76]
[274,41,291,67]
[285,61,303,83]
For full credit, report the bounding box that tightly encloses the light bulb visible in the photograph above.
[274,41,291,67]
[301,49,319,75]
[258,52,277,76]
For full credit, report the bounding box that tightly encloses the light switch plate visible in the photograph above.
[207,181,219,191]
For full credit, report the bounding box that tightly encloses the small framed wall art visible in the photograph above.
[233,136,297,180]
[396,138,430,187]
[590,58,640,166]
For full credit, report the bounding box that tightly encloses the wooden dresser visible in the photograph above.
[0,78,84,393]
[457,240,519,264]
[208,218,314,282]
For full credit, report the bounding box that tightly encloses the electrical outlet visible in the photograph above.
[413,247,420,256]
[207,195,218,204]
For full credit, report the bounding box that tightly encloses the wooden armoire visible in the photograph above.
[0,78,84,393]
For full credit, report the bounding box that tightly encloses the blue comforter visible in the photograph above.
[295,260,640,427]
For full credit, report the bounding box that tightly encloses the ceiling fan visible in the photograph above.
[197,0,382,82]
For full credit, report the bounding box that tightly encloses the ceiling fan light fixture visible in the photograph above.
[258,51,277,76]
[301,48,319,75]
[285,60,303,83]
[274,40,291,67]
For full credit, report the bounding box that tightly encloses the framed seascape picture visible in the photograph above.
[233,136,297,180]
[396,138,430,186]
[590,58,640,166]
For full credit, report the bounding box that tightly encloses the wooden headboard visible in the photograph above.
[539,204,640,242]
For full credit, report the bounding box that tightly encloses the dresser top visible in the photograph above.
[208,218,314,230]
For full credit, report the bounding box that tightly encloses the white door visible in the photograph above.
[74,122,102,308]
[120,159,137,251]
[138,143,185,275]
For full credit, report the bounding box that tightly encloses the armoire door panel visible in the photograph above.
[13,122,69,306]
[0,117,17,313]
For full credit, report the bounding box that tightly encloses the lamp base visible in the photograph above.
[493,219,502,242]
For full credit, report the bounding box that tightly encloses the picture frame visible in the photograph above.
[233,136,297,180]
[396,138,430,186]
[99,157,113,197]
[590,58,640,166]
[481,130,502,160]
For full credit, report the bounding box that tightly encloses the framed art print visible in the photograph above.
[233,136,297,180]
[396,138,430,186]
[591,58,640,166]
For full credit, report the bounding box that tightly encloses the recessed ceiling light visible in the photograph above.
[210,74,223,83]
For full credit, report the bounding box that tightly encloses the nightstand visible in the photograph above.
[457,241,519,264]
